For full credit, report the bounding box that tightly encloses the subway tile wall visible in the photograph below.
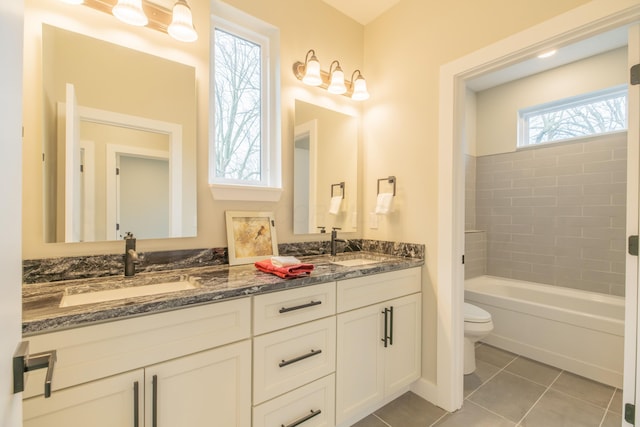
[464,230,487,279]
[471,133,627,296]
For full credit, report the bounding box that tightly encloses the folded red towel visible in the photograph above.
[254,259,314,279]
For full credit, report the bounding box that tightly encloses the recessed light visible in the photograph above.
[538,49,557,59]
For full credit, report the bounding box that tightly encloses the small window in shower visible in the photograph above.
[518,85,628,147]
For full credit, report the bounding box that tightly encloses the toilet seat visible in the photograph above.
[464,302,491,323]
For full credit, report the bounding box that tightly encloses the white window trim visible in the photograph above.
[209,1,281,202]
[518,84,628,148]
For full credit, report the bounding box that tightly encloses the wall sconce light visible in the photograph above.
[59,0,198,42]
[293,49,370,101]
[112,0,148,26]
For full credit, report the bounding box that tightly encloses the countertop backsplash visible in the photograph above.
[23,239,425,285]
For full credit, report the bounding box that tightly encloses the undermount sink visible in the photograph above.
[59,280,198,308]
[331,258,382,267]
[329,253,394,267]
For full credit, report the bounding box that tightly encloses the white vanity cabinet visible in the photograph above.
[22,298,252,427]
[335,268,422,426]
[252,282,337,426]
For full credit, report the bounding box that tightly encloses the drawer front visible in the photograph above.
[253,317,336,404]
[337,267,421,313]
[253,282,336,335]
[23,297,251,398]
[253,374,335,427]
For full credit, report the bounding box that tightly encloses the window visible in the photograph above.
[518,85,628,147]
[210,2,281,201]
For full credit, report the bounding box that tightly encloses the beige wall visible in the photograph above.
[476,47,628,156]
[361,0,591,385]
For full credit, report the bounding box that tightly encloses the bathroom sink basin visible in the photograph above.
[59,280,198,308]
[329,253,394,267]
[331,258,382,267]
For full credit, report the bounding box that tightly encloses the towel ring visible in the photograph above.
[377,176,396,196]
[331,182,345,199]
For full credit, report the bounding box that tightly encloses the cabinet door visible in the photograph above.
[335,304,385,425]
[384,293,422,395]
[23,369,144,427]
[145,340,251,427]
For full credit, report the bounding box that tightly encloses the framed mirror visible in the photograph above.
[294,100,358,234]
[40,24,197,243]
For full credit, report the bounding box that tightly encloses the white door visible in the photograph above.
[625,22,640,427]
[0,1,24,426]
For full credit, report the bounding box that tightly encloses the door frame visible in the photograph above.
[0,0,23,426]
[436,0,640,412]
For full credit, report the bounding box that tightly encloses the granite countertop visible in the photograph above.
[23,252,423,336]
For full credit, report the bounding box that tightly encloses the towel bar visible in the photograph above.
[377,176,396,196]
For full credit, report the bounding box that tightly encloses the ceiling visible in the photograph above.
[467,26,629,91]
[321,0,401,25]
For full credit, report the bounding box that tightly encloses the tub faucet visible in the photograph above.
[331,227,346,256]
[124,232,139,277]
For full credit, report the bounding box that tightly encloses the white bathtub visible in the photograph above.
[465,275,624,388]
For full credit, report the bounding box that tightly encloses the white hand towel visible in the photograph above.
[328,196,342,215]
[271,256,301,267]
[375,192,394,215]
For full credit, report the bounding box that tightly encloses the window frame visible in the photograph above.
[209,1,281,201]
[518,84,628,148]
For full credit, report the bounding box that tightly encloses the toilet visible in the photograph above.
[463,302,494,375]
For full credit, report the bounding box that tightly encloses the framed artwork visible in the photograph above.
[225,211,279,265]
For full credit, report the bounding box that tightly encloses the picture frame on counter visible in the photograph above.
[225,211,279,265]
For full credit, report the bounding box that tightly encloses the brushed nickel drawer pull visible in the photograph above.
[279,300,322,313]
[133,381,139,427]
[281,409,322,427]
[279,349,322,367]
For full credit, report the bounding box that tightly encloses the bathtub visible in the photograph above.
[465,275,624,388]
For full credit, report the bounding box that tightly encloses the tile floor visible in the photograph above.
[353,343,623,427]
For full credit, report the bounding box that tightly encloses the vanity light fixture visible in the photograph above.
[301,50,323,86]
[350,70,369,101]
[293,49,370,101]
[328,60,347,95]
[112,0,148,26]
[59,0,198,42]
[167,0,198,42]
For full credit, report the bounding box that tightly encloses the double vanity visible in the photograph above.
[21,252,423,427]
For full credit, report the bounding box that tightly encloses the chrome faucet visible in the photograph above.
[331,227,346,256]
[123,232,139,276]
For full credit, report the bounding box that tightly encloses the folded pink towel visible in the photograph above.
[255,259,314,279]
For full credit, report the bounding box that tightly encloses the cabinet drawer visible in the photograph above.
[253,282,336,335]
[23,297,251,398]
[337,267,421,312]
[253,374,335,427]
[253,317,336,404]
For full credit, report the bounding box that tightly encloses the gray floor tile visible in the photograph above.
[609,389,622,414]
[468,371,546,422]
[601,410,622,427]
[374,391,446,427]
[504,356,561,386]
[519,389,606,427]
[433,401,515,427]
[464,359,501,397]
[475,343,518,369]
[351,414,389,427]
[551,372,615,408]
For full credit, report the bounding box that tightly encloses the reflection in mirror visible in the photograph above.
[294,100,358,234]
[41,24,197,243]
